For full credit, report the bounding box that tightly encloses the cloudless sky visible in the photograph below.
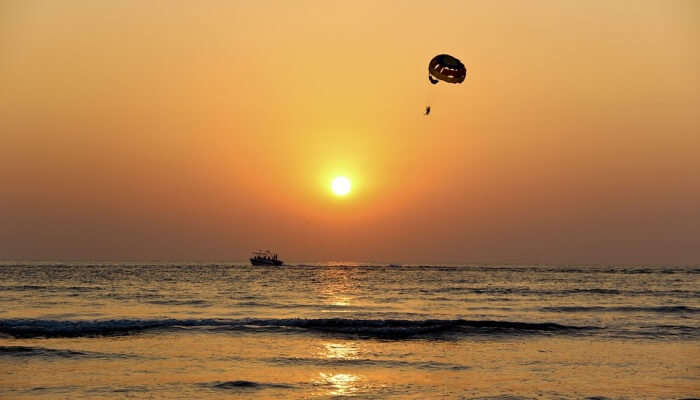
[1,1,699,263]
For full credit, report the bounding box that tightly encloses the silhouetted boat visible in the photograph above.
[250,250,283,266]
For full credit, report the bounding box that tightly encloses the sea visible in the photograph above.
[0,262,698,399]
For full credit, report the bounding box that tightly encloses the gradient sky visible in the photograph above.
[1,1,699,263]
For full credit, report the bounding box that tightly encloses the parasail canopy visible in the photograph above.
[428,54,466,84]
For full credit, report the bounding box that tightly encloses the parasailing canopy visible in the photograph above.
[428,54,466,84]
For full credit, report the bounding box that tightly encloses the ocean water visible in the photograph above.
[0,263,698,399]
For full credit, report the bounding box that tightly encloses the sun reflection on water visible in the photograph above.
[321,342,359,360]
[316,372,361,396]
[312,270,369,396]
[329,295,352,306]
[319,268,356,308]
[312,342,363,396]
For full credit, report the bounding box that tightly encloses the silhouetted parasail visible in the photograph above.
[428,54,466,84]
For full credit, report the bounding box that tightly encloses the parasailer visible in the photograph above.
[424,54,466,115]
[428,54,466,84]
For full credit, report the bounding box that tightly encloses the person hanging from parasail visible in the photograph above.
[425,53,467,114]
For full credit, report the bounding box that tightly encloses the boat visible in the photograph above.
[250,250,284,266]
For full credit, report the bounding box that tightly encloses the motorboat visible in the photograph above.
[250,250,283,266]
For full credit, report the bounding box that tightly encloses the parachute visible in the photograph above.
[428,54,466,84]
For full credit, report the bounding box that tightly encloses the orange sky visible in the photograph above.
[1,1,699,263]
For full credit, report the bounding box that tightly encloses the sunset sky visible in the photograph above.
[1,1,698,264]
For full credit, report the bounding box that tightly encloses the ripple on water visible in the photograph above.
[207,381,295,391]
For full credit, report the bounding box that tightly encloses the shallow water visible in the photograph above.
[1,263,698,399]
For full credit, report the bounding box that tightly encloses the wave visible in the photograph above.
[232,301,368,310]
[430,287,625,296]
[463,396,537,400]
[144,299,210,307]
[423,286,698,298]
[206,380,294,390]
[266,356,469,370]
[0,285,104,292]
[541,306,699,314]
[0,318,590,339]
[0,345,129,359]
[395,265,700,274]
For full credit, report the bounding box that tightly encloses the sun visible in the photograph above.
[331,176,352,196]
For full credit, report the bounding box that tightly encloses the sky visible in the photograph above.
[1,1,699,264]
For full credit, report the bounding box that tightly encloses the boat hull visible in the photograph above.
[250,258,283,266]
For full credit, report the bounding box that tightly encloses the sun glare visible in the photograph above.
[331,176,352,196]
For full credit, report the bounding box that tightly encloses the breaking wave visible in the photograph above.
[0,317,590,339]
